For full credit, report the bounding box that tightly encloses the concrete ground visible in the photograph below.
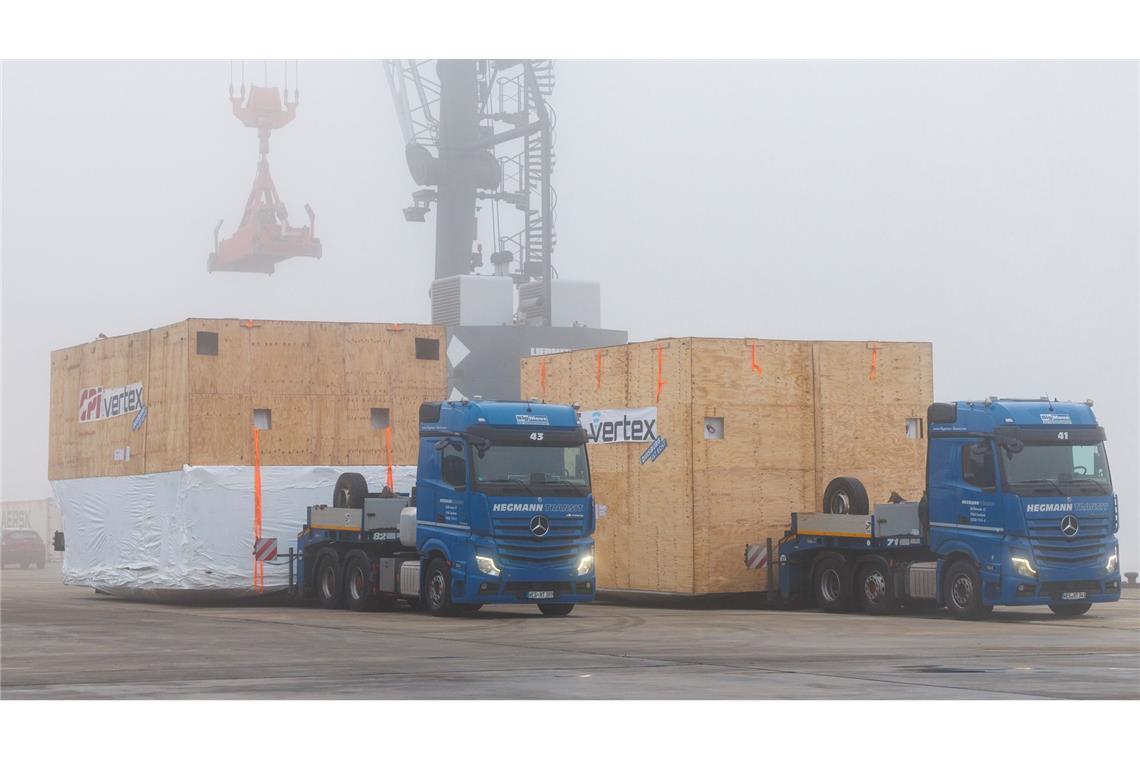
[2,565,1138,699]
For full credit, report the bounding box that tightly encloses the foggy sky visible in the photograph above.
[3,60,1137,567]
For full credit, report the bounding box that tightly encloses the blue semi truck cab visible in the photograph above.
[772,398,1121,619]
[295,399,596,616]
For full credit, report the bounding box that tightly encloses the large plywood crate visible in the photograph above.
[521,338,932,594]
[49,319,447,479]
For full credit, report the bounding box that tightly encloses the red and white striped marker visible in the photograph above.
[253,537,278,562]
[744,543,768,570]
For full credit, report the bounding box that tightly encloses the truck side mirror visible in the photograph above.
[442,454,467,488]
[52,531,65,552]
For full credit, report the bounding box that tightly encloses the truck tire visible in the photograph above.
[943,559,993,620]
[316,553,344,610]
[812,554,853,612]
[424,557,456,617]
[856,556,898,614]
[333,472,368,511]
[538,603,574,616]
[344,552,378,612]
[1049,603,1092,617]
[822,477,869,516]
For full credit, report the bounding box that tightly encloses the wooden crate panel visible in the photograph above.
[49,320,446,477]
[143,323,190,473]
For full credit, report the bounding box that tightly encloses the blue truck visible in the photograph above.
[771,398,1121,619]
[293,399,597,616]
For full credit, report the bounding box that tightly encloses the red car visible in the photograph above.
[1,529,47,569]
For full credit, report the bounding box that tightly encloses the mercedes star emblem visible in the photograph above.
[530,514,550,537]
[1060,514,1080,537]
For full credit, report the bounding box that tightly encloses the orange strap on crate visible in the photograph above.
[655,346,667,402]
[869,343,879,381]
[385,426,395,490]
[751,343,762,376]
[540,358,549,393]
[252,426,263,592]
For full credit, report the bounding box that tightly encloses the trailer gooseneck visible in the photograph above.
[770,398,1121,619]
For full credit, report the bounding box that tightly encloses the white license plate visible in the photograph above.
[1060,591,1087,600]
[526,590,555,600]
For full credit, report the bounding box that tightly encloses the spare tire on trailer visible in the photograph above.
[333,472,369,510]
[822,477,869,515]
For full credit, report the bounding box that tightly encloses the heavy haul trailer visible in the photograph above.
[769,399,1121,619]
[293,399,597,616]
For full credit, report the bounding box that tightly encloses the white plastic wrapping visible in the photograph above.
[51,465,417,598]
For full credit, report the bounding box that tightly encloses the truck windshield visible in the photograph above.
[473,444,591,495]
[1002,442,1112,495]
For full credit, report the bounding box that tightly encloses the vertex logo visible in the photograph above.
[78,382,144,424]
[586,412,657,444]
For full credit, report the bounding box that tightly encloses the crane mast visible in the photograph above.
[385,59,556,324]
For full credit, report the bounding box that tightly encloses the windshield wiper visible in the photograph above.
[1015,478,1065,495]
[1065,478,1108,494]
[477,478,537,495]
[504,477,539,496]
[541,478,586,495]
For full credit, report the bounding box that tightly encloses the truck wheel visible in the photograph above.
[813,554,853,612]
[344,553,377,612]
[424,558,455,617]
[856,557,898,614]
[822,477,869,516]
[538,603,574,616]
[316,553,344,610]
[943,559,993,620]
[1049,603,1092,617]
[333,472,368,510]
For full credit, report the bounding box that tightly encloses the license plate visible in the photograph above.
[526,590,555,600]
[1060,591,1087,601]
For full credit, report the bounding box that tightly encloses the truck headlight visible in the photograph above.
[1011,556,1037,578]
[1106,554,1118,573]
[475,555,500,577]
[577,551,594,576]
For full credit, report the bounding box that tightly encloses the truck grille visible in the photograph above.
[1026,515,1110,567]
[491,514,583,568]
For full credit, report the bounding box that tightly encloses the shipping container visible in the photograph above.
[521,338,933,594]
[49,319,447,478]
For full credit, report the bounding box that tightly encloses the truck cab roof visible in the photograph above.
[420,399,580,435]
[929,398,1099,435]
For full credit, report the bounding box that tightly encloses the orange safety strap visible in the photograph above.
[252,426,263,592]
[385,425,395,491]
[540,358,549,393]
[595,350,602,390]
[751,343,763,376]
[387,323,404,332]
[869,343,879,381]
[241,319,255,329]
[655,346,667,402]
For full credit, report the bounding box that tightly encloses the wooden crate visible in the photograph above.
[48,319,447,480]
[521,337,932,594]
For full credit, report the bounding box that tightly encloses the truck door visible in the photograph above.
[417,439,471,529]
[929,438,1004,528]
